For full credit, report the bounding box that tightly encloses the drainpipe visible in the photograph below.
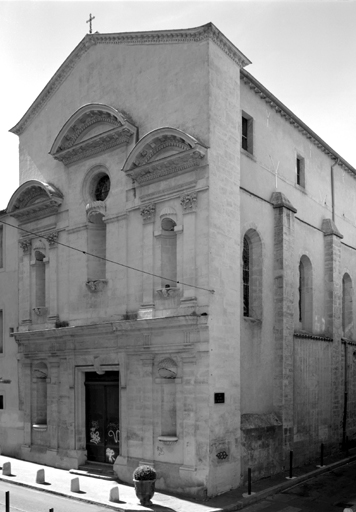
[331,159,339,222]
[342,340,348,449]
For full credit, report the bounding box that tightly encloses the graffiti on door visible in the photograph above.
[90,420,101,444]
[107,421,120,444]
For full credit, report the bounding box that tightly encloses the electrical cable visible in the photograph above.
[0,218,215,294]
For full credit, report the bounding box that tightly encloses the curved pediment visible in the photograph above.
[50,104,137,165]
[122,127,207,184]
[7,180,63,222]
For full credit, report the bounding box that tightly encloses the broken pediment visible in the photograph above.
[50,104,137,165]
[122,127,207,185]
[7,180,63,222]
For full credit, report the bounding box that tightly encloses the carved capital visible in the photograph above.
[86,279,108,292]
[140,203,156,222]
[19,239,31,253]
[180,192,197,211]
[46,231,59,246]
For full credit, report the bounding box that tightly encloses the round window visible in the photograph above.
[94,174,110,201]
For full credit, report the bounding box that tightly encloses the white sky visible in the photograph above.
[1,0,356,210]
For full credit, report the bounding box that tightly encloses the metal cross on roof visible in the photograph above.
[86,13,95,34]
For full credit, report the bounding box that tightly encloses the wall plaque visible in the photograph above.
[214,392,225,404]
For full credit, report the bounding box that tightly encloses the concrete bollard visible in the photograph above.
[70,477,80,493]
[2,462,11,476]
[109,486,120,502]
[36,468,45,484]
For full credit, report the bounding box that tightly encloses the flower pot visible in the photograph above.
[133,478,156,506]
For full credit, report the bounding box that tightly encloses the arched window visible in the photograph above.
[161,217,177,288]
[242,229,262,319]
[342,273,353,338]
[298,255,313,331]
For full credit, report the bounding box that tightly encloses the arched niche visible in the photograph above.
[122,127,207,185]
[7,180,63,223]
[50,104,138,165]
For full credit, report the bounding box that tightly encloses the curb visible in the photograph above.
[221,454,356,511]
[0,475,146,512]
[1,454,356,512]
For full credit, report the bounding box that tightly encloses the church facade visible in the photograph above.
[1,23,356,497]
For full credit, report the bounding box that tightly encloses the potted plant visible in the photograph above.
[133,465,156,506]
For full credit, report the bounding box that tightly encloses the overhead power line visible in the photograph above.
[0,219,215,294]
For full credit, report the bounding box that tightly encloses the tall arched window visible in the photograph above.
[298,255,313,331]
[342,273,353,338]
[242,229,262,320]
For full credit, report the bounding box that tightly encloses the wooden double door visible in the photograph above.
[85,371,120,464]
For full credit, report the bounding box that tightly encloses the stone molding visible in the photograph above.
[270,191,297,213]
[122,128,207,184]
[123,128,207,185]
[50,105,137,165]
[139,180,199,203]
[10,23,250,136]
[321,218,343,239]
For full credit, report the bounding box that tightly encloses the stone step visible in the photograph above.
[69,462,117,481]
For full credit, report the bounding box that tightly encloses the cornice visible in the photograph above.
[14,314,208,343]
[241,68,356,178]
[10,23,250,136]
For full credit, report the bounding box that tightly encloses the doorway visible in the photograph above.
[85,371,120,463]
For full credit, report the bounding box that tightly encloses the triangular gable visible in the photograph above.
[9,23,251,136]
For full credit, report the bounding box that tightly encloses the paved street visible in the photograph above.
[242,461,356,512]
[0,481,109,512]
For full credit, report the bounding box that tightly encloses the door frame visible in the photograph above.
[75,365,121,458]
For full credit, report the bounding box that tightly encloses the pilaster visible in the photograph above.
[48,359,60,451]
[48,233,59,321]
[19,240,32,326]
[180,354,196,471]
[180,193,197,302]
[321,218,343,443]
[271,191,297,455]
[139,204,155,317]
[141,354,154,462]
[22,360,32,446]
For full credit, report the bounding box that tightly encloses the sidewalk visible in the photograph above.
[0,450,355,512]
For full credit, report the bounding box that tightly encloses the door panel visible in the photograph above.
[85,373,120,463]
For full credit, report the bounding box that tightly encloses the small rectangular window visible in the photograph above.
[0,395,3,410]
[296,155,305,188]
[241,113,253,154]
[0,310,3,354]
[0,225,3,268]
